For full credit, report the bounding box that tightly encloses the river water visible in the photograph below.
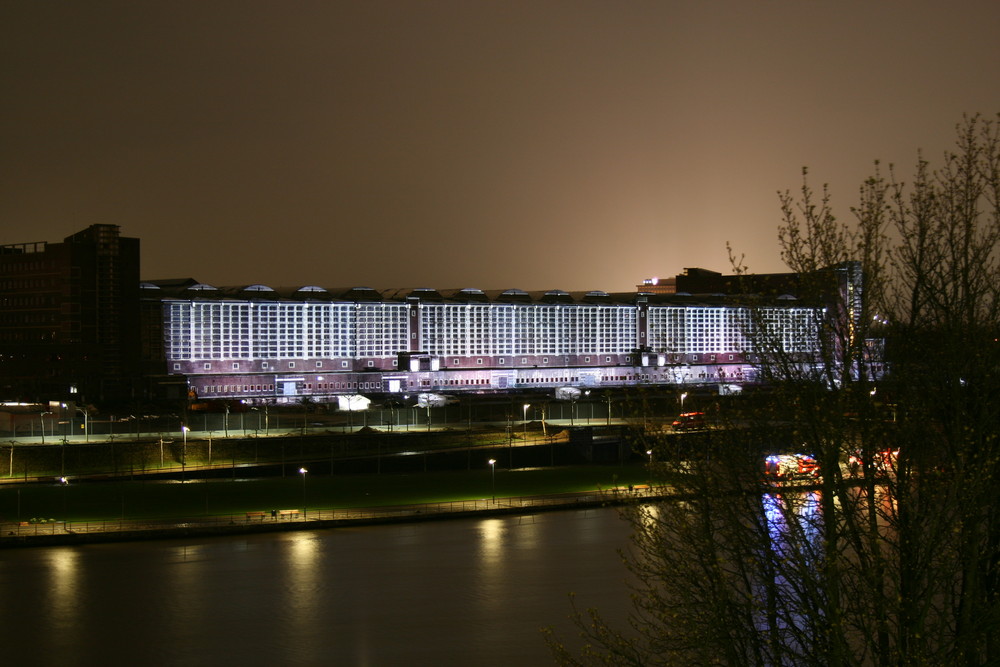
[0,507,636,666]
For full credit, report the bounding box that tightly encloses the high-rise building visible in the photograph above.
[0,224,140,404]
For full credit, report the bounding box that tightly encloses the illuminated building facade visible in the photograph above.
[145,264,859,404]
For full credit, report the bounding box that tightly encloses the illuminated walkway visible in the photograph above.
[0,484,661,548]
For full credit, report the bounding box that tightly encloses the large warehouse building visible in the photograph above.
[143,263,860,405]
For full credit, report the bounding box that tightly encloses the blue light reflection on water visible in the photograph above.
[0,508,635,666]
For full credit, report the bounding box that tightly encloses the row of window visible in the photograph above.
[165,301,823,362]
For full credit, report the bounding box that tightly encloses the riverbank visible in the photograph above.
[1,482,661,548]
[1,460,663,548]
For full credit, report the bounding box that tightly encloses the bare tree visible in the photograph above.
[545,114,1000,665]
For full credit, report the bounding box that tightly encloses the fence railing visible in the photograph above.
[1,485,663,543]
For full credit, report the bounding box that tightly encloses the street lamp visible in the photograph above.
[76,407,89,442]
[181,425,189,469]
[299,467,308,515]
[680,392,688,410]
[59,476,69,520]
[39,411,52,444]
[488,459,496,502]
[523,403,530,440]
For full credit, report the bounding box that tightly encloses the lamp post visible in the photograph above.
[523,403,530,440]
[299,467,308,515]
[59,476,69,520]
[488,459,496,502]
[181,425,189,472]
[680,392,688,411]
[251,407,261,435]
[76,407,89,442]
[39,412,52,444]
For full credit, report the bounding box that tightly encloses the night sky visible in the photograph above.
[3,1,999,292]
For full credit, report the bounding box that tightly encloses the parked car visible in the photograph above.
[672,412,706,431]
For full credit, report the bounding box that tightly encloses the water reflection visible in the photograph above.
[0,509,635,666]
[763,491,823,557]
[278,532,323,661]
[43,547,81,655]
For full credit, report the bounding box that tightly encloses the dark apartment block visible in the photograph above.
[0,224,140,404]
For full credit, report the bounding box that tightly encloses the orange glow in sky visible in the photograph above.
[2,2,999,291]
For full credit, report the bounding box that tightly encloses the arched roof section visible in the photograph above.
[540,289,573,304]
[341,287,382,302]
[495,288,532,303]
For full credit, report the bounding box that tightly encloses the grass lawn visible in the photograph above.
[3,464,657,523]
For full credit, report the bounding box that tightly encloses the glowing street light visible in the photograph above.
[181,425,190,469]
[680,392,688,410]
[59,476,69,520]
[299,467,308,514]
[523,403,530,440]
[488,458,496,501]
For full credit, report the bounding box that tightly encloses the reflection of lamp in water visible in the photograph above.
[488,459,496,502]
[299,467,308,514]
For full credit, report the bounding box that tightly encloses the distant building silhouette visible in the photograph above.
[0,224,140,404]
